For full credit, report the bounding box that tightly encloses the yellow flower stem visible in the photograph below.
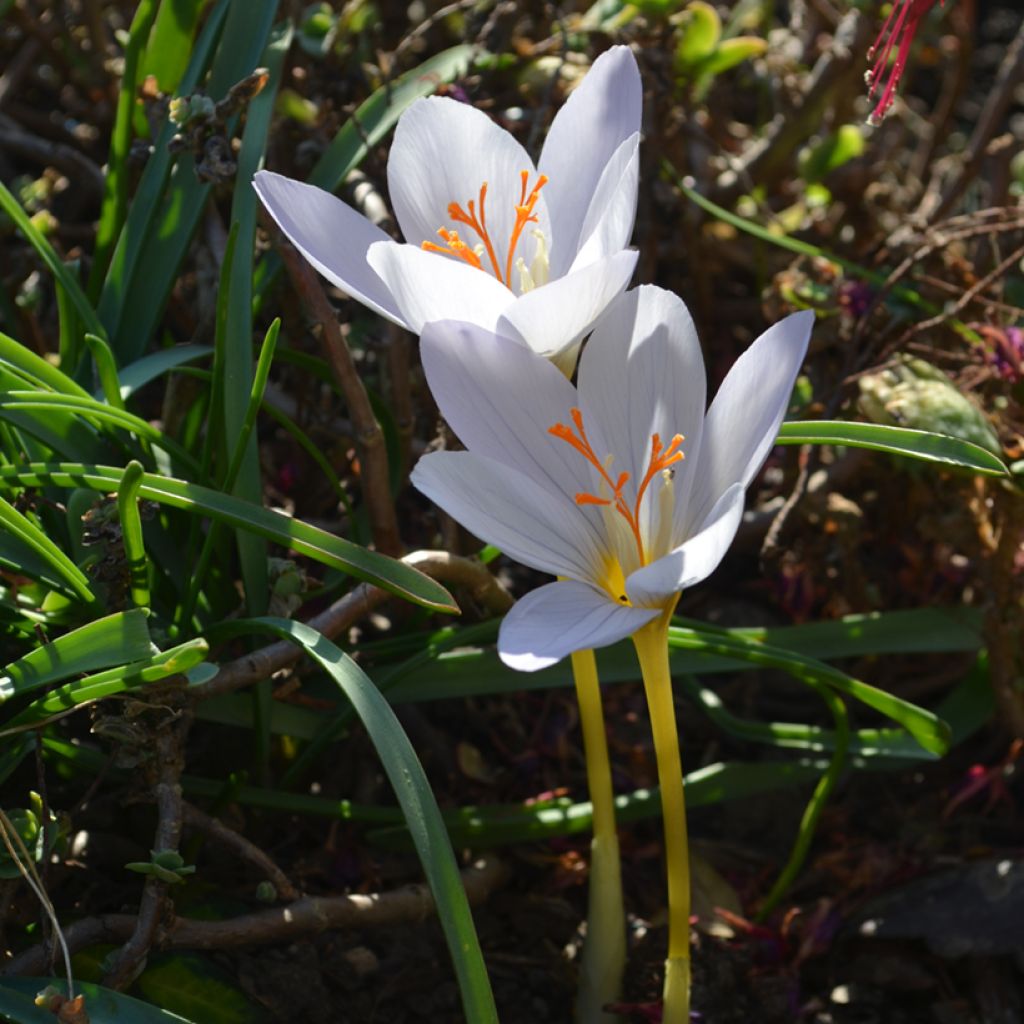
[571,647,626,1024]
[632,604,691,1024]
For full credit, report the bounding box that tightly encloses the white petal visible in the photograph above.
[367,241,511,335]
[498,250,637,366]
[498,579,658,672]
[625,483,745,605]
[387,97,551,284]
[411,451,607,582]
[686,310,814,531]
[539,46,642,270]
[420,321,601,505]
[253,171,403,325]
[566,134,640,275]
[578,286,706,549]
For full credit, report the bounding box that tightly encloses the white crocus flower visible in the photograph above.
[412,286,814,670]
[253,46,642,372]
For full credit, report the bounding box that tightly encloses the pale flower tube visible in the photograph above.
[411,286,814,669]
[254,46,642,371]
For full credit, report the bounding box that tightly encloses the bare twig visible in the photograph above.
[3,855,507,975]
[180,801,300,903]
[277,236,403,557]
[102,715,189,990]
[0,115,105,202]
[195,550,513,700]
[928,19,1024,222]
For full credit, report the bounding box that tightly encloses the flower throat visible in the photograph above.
[549,407,685,566]
[422,171,548,289]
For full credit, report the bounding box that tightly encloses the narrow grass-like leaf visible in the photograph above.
[0,496,100,609]
[668,627,950,755]
[779,420,1007,475]
[0,464,456,612]
[0,979,198,1023]
[3,639,208,733]
[216,617,498,1024]
[1,610,152,701]
[116,344,212,399]
[83,334,127,410]
[0,180,106,341]
[0,330,92,398]
[107,0,279,360]
[117,460,150,609]
[87,0,159,297]
[143,0,208,92]
[0,393,198,472]
[97,0,231,335]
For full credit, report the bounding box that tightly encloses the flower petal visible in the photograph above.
[578,286,706,548]
[411,451,607,582]
[566,134,640,276]
[539,46,642,270]
[498,579,658,671]
[498,250,638,367]
[253,171,403,325]
[367,241,511,335]
[387,97,550,281]
[686,310,814,531]
[625,482,745,605]
[420,320,601,504]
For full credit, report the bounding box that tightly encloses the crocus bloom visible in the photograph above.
[411,287,814,670]
[866,0,944,124]
[254,47,642,371]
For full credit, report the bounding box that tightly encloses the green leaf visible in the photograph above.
[0,330,92,399]
[676,1,721,65]
[800,124,867,183]
[695,35,766,76]
[0,464,457,613]
[115,345,213,400]
[217,618,498,1024]
[0,496,100,608]
[143,0,209,93]
[1,610,153,701]
[778,420,1008,476]
[3,640,209,732]
[133,953,267,1024]
[0,181,106,343]
[0,979,197,1023]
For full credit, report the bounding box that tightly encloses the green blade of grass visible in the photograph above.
[87,0,159,298]
[3,639,208,733]
[1,609,152,701]
[0,463,457,612]
[779,420,1007,475]
[0,496,101,609]
[217,617,498,1024]
[0,180,106,341]
[0,330,92,398]
[117,460,150,609]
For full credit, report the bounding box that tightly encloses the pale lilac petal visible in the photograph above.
[566,134,640,275]
[253,171,403,325]
[387,97,551,282]
[420,321,602,506]
[366,241,511,335]
[686,310,814,531]
[539,46,642,269]
[498,250,637,365]
[411,451,607,582]
[578,286,706,545]
[625,483,745,606]
[498,579,658,671]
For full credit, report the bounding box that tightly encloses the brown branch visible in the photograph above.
[102,716,189,990]
[195,550,513,700]
[276,235,402,557]
[929,18,1024,221]
[3,855,507,976]
[180,802,300,903]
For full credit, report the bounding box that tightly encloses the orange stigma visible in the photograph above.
[422,171,548,287]
[549,407,685,564]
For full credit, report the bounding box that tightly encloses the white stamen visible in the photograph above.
[530,229,550,288]
[651,468,676,560]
